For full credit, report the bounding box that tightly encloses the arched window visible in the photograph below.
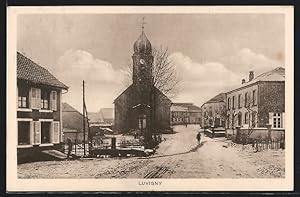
[244,112,249,124]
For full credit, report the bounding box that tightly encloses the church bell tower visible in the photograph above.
[132,23,154,102]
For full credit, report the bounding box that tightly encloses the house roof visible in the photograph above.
[62,102,88,132]
[171,103,201,112]
[226,67,285,94]
[114,84,172,104]
[206,93,226,103]
[17,52,68,89]
[244,67,285,84]
[99,108,114,120]
[171,105,188,112]
[88,112,104,123]
[62,102,79,113]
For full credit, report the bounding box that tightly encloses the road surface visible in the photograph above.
[18,125,285,178]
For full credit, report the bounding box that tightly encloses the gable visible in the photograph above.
[114,84,134,103]
[154,87,172,104]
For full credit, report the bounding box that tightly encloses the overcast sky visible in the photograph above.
[17,14,285,112]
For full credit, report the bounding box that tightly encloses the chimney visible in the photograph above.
[249,71,254,81]
[242,79,246,84]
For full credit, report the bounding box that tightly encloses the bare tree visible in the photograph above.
[242,93,259,143]
[124,46,180,98]
[151,47,180,99]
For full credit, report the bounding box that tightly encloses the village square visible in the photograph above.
[16,14,285,179]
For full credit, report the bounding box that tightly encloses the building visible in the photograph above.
[62,102,88,143]
[88,108,114,127]
[171,103,201,125]
[17,52,68,161]
[225,67,285,136]
[114,28,172,136]
[88,112,104,125]
[201,93,226,129]
[88,108,114,138]
[99,108,114,125]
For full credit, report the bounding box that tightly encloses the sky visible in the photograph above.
[17,14,285,112]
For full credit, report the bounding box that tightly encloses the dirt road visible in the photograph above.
[18,125,285,178]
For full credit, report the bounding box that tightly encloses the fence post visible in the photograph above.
[111,137,116,150]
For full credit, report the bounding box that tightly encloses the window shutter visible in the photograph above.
[49,122,54,143]
[34,121,41,145]
[51,91,57,111]
[30,121,34,145]
[49,91,53,110]
[282,112,285,128]
[268,112,273,128]
[36,88,41,109]
[52,121,60,143]
[16,86,18,108]
[29,88,34,109]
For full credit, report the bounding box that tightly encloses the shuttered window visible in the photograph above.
[30,88,41,109]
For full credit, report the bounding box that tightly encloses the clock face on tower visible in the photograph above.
[139,59,145,65]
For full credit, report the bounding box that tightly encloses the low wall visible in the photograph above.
[239,128,285,140]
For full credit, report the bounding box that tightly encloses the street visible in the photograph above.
[18,125,285,178]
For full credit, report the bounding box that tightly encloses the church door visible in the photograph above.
[138,114,147,135]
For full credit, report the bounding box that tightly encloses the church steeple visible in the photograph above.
[133,17,152,55]
[132,17,153,85]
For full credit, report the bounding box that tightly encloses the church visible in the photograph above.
[114,27,172,137]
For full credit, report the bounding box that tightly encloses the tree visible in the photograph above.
[242,92,259,144]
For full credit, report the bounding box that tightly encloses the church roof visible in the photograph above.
[206,93,226,103]
[114,84,172,104]
[133,31,152,54]
[17,52,68,89]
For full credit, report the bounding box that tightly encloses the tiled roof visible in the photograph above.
[62,102,80,113]
[17,52,68,89]
[206,93,226,103]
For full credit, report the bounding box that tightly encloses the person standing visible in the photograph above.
[67,138,73,159]
[196,132,201,145]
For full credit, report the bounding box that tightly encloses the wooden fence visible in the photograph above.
[64,143,89,156]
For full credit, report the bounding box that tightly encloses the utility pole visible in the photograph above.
[83,80,86,156]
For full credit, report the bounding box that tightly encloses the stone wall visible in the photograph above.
[258,82,285,127]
